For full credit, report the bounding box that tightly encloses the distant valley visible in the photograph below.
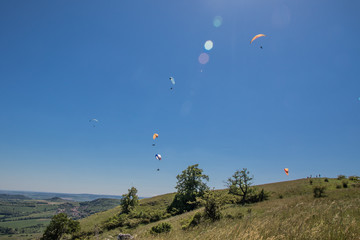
[0,190,127,239]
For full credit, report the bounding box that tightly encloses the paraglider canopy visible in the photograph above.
[89,118,99,127]
[250,34,266,44]
[153,133,159,140]
[169,77,175,85]
[284,168,289,176]
[155,154,162,160]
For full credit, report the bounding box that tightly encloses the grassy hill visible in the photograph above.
[76,177,360,240]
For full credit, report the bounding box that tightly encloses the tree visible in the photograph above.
[120,187,139,214]
[226,168,253,205]
[41,213,80,240]
[168,164,209,214]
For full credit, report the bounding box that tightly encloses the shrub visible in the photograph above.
[150,222,172,234]
[324,178,329,182]
[201,191,224,221]
[313,186,326,198]
[309,180,313,185]
[225,213,235,219]
[278,194,283,199]
[149,210,165,222]
[181,212,202,230]
[247,188,270,203]
[349,176,359,181]
[125,218,141,228]
[236,212,244,219]
[103,214,127,230]
[337,175,346,180]
[336,184,342,189]
[342,180,348,188]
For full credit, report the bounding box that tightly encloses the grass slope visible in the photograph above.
[79,178,360,240]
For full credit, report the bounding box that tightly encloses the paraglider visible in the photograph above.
[157,168,160,171]
[250,34,266,44]
[152,133,159,146]
[169,77,175,90]
[155,154,162,161]
[284,168,289,176]
[89,118,99,127]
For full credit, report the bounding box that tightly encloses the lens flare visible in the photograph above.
[213,16,223,28]
[198,53,209,65]
[204,40,213,51]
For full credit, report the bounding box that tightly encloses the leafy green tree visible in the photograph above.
[226,168,253,205]
[168,164,209,214]
[40,213,80,240]
[120,187,139,214]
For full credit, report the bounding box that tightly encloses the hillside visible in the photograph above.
[76,177,360,240]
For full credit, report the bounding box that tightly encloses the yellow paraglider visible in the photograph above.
[153,133,159,140]
[250,34,266,44]
[284,168,289,176]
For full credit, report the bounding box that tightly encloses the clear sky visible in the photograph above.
[1,0,359,197]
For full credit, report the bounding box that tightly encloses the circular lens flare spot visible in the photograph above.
[198,53,209,65]
[204,40,213,51]
[213,16,223,27]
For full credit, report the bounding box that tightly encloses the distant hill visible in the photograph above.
[0,194,31,200]
[44,197,68,202]
[0,190,126,202]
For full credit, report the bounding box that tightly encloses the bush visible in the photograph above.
[278,194,283,199]
[225,213,235,219]
[337,175,346,180]
[324,178,329,182]
[181,212,202,230]
[313,186,326,198]
[150,222,172,234]
[349,176,359,181]
[103,214,128,230]
[336,184,342,189]
[236,212,244,219]
[125,218,141,228]
[247,188,269,203]
[201,191,224,221]
[342,180,348,188]
[309,180,313,185]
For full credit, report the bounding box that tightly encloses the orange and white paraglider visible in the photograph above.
[152,133,159,146]
[251,34,266,49]
[250,34,266,44]
[284,168,289,176]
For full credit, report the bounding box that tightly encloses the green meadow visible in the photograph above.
[74,177,360,240]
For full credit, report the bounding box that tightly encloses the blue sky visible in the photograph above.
[0,0,359,197]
